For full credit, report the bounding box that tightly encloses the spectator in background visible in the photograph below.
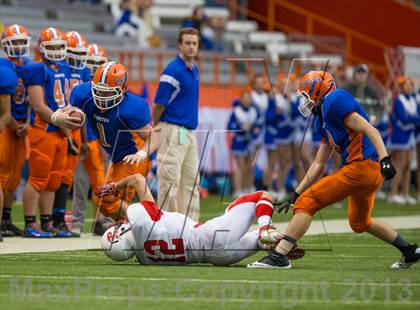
[388,76,419,205]
[153,28,201,221]
[182,6,215,51]
[273,75,293,200]
[346,64,384,133]
[228,89,260,198]
[112,0,159,48]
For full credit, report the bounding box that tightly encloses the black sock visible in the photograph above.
[2,207,11,221]
[24,216,36,227]
[392,234,410,254]
[53,183,69,225]
[40,214,52,226]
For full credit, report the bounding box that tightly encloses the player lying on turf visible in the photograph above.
[96,174,305,266]
[248,70,420,270]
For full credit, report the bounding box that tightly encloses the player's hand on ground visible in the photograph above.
[67,137,80,156]
[380,155,396,180]
[275,190,300,214]
[123,149,147,164]
[15,123,28,138]
[50,108,82,130]
[95,182,119,198]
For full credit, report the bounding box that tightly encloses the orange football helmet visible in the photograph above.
[297,70,336,117]
[38,27,67,62]
[92,61,128,110]
[1,24,31,58]
[86,43,107,77]
[64,31,88,69]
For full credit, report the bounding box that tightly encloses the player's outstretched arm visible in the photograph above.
[123,124,160,164]
[115,174,155,202]
[344,112,396,180]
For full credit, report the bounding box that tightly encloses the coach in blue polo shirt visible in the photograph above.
[153,28,200,221]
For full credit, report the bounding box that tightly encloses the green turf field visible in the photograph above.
[1,229,419,310]
[8,194,420,233]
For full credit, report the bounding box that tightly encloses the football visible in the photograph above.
[70,109,85,125]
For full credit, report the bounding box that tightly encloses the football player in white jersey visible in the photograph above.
[96,174,304,266]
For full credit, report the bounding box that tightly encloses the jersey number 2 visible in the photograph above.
[144,239,186,263]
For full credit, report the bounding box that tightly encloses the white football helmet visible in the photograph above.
[101,222,135,261]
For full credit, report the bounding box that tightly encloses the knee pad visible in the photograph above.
[349,219,372,233]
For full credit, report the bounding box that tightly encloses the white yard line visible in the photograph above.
[0,215,419,255]
[0,274,419,286]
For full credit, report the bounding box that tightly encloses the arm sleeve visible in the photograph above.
[325,92,357,127]
[0,66,18,95]
[153,64,179,107]
[21,62,46,86]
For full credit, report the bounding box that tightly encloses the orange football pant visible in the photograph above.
[82,140,106,206]
[0,123,27,191]
[27,127,67,192]
[99,159,152,217]
[62,129,82,186]
[293,159,383,233]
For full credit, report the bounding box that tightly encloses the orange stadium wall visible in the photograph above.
[129,82,243,108]
[248,0,420,69]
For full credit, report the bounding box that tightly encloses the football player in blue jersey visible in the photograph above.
[249,70,420,270]
[0,65,18,242]
[71,61,158,221]
[21,27,83,238]
[0,24,33,237]
[51,31,91,237]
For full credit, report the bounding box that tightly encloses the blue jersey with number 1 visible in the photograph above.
[70,82,151,163]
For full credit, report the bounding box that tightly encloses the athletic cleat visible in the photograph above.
[2,220,23,236]
[259,225,283,245]
[54,222,80,238]
[42,222,72,238]
[1,227,15,237]
[23,225,54,238]
[391,244,420,269]
[247,250,291,269]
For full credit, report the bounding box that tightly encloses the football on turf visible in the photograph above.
[70,109,85,125]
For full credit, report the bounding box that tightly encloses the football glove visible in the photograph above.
[95,182,119,198]
[380,155,396,180]
[276,190,300,214]
[123,149,148,164]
